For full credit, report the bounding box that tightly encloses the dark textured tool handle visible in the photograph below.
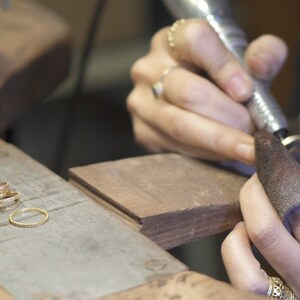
[162,0,289,138]
[255,130,300,232]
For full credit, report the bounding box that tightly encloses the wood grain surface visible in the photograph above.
[70,154,247,249]
[100,271,266,300]
[0,143,185,299]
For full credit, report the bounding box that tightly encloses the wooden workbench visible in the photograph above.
[70,154,247,250]
[0,140,185,298]
[0,140,265,299]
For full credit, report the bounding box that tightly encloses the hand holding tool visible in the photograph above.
[162,0,300,151]
[162,0,300,230]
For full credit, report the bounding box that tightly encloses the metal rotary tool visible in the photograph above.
[162,0,300,231]
[162,0,300,154]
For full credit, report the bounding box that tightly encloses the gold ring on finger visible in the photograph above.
[266,276,296,300]
[167,19,186,59]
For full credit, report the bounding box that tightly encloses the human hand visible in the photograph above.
[222,175,300,298]
[127,19,287,164]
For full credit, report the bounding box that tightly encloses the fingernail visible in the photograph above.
[227,74,253,101]
[235,142,255,164]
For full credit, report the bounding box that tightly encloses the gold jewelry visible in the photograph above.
[9,207,49,228]
[0,192,20,212]
[0,182,10,191]
[0,182,10,199]
[0,189,10,200]
[167,19,186,59]
[151,66,182,99]
[266,276,296,300]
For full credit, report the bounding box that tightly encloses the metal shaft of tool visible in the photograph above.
[162,0,289,140]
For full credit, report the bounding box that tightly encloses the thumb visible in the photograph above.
[245,35,288,81]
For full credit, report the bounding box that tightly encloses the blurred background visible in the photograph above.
[5,0,300,282]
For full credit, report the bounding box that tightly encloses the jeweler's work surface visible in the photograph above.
[100,271,266,300]
[0,143,185,299]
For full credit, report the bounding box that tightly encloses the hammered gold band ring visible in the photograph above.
[266,276,297,300]
[0,192,20,212]
[9,207,49,228]
[0,189,10,200]
[167,19,186,59]
[0,181,49,227]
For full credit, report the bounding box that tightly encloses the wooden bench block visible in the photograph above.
[69,154,247,249]
[0,0,71,131]
[99,271,266,300]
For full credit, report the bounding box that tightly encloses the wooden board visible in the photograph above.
[100,271,265,300]
[69,154,247,249]
[0,143,186,299]
[0,0,71,131]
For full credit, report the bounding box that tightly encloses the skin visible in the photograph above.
[222,175,300,298]
[128,18,296,296]
[127,19,287,165]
